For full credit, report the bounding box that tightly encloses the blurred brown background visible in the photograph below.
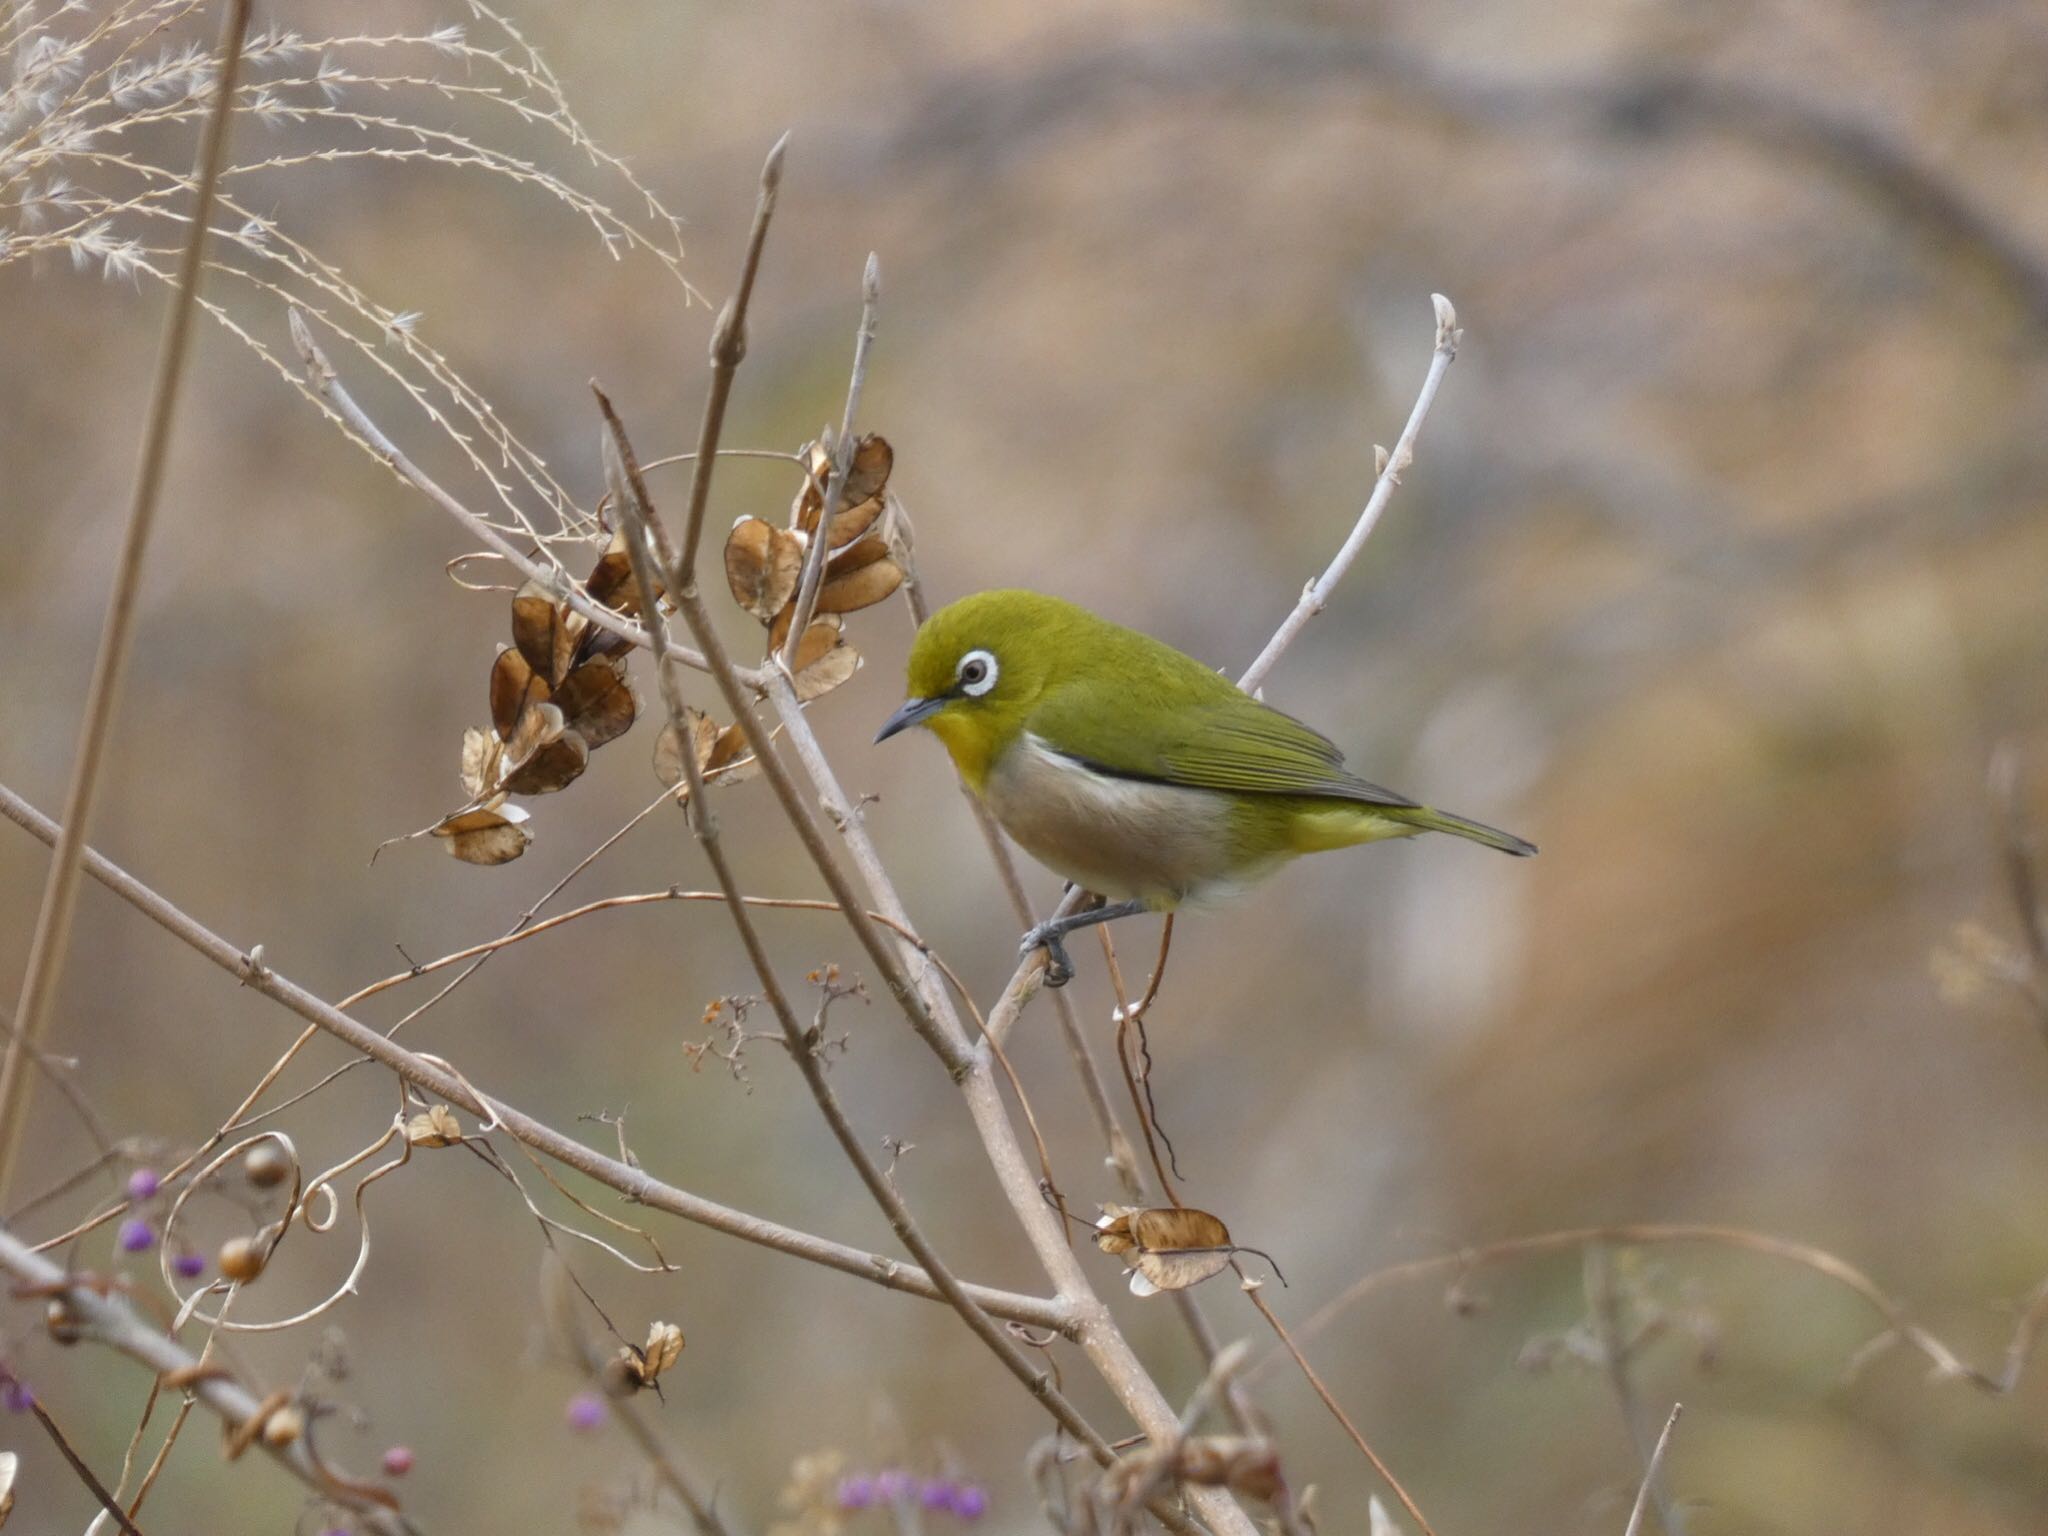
[5,0,2048,1531]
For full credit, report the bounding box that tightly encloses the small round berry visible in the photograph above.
[218,1236,265,1283]
[381,1444,415,1477]
[921,1479,954,1510]
[1,1377,33,1413]
[566,1392,607,1432]
[243,1142,290,1189]
[126,1167,161,1202]
[172,1250,207,1280]
[837,1475,877,1510]
[118,1217,155,1253]
[953,1485,988,1521]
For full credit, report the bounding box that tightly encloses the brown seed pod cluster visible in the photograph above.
[406,434,901,865]
[427,533,655,866]
[722,434,904,701]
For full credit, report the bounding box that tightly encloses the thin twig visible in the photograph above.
[1622,1404,1684,1536]
[676,132,786,581]
[1238,294,1461,693]
[780,251,880,668]
[1587,1246,1683,1536]
[0,778,1073,1334]
[1257,1220,2048,1395]
[29,1400,147,1536]
[612,1396,742,1536]
[1242,1283,1439,1536]
[0,0,254,1208]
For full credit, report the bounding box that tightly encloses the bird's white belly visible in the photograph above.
[981,733,1249,906]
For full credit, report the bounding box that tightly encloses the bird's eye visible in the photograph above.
[957,649,998,697]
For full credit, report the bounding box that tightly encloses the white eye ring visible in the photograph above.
[957,649,998,697]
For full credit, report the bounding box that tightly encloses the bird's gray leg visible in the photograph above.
[1020,898,1150,989]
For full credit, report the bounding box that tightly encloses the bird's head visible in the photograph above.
[875,589,1079,786]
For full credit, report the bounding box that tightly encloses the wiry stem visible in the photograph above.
[0,1225,407,1535]
[0,779,1072,1335]
[0,0,253,1208]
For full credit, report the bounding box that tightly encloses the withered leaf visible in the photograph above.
[724,517,804,622]
[814,555,903,616]
[489,645,543,741]
[431,800,532,866]
[460,726,502,801]
[553,660,635,750]
[406,1105,462,1148]
[511,580,576,687]
[1096,1205,1236,1296]
[503,728,589,796]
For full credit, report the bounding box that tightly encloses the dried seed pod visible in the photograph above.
[813,556,903,616]
[406,1105,462,1148]
[552,660,635,750]
[501,727,589,796]
[724,517,804,622]
[219,1236,267,1284]
[45,1298,83,1345]
[262,1403,306,1448]
[242,1142,290,1189]
[429,800,532,866]
[1094,1205,1236,1295]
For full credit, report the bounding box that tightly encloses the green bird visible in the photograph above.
[875,590,1535,985]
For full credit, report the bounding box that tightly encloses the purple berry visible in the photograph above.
[126,1167,161,1202]
[566,1392,606,1431]
[118,1217,155,1253]
[837,1475,877,1510]
[381,1444,415,1476]
[953,1485,988,1521]
[875,1469,912,1502]
[172,1251,206,1279]
[921,1479,955,1510]
[2,1377,32,1414]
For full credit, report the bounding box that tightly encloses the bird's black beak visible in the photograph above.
[875,695,944,744]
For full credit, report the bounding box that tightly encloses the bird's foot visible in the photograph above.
[1019,922,1076,988]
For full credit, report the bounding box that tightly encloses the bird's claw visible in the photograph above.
[1020,923,1075,988]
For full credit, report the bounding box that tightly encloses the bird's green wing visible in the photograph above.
[1030,659,1419,808]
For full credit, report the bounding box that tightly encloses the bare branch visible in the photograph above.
[1237,293,1460,694]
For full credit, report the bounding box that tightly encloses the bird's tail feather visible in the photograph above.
[1394,805,1537,857]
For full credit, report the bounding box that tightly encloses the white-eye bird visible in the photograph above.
[875,589,1535,985]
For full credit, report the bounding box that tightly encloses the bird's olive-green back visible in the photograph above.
[904,590,1419,808]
